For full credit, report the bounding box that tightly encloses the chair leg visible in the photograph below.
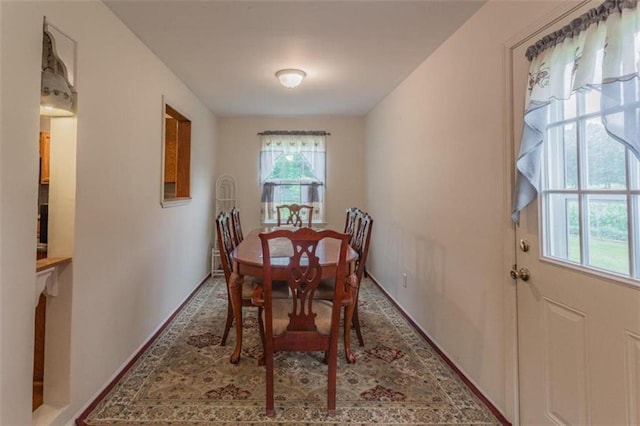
[351,287,364,346]
[220,300,234,346]
[257,307,266,366]
[265,348,275,416]
[343,304,356,364]
[352,304,364,347]
[229,273,243,364]
[327,343,338,415]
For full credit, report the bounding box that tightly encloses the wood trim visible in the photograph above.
[36,257,71,272]
[39,132,50,184]
[176,120,191,198]
[367,275,512,426]
[162,101,191,202]
[74,274,211,426]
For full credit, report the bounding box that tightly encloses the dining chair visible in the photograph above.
[216,212,289,351]
[230,206,244,246]
[252,227,352,416]
[348,211,373,346]
[276,203,313,227]
[215,211,254,347]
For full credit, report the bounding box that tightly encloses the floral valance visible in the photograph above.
[512,0,640,223]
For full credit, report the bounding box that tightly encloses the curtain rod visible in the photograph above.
[257,130,330,136]
[525,0,637,61]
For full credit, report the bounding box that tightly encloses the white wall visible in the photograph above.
[216,117,365,231]
[0,1,217,424]
[364,1,564,420]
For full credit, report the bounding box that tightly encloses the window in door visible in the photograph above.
[259,132,326,224]
[542,88,640,280]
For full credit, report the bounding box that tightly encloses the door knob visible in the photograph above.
[510,265,530,281]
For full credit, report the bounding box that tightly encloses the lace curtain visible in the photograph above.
[260,133,326,222]
[512,0,640,223]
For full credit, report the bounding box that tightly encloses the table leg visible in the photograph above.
[344,273,358,364]
[229,272,243,364]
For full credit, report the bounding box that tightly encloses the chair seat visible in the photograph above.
[240,276,260,299]
[242,276,290,299]
[315,279,351,306]
[264,299,333,336]
[314,278,335,300]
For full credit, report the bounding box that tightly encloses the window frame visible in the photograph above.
[259,133,327,225]
[540,90,640,286]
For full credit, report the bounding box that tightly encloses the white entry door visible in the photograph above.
[511,3,640,425]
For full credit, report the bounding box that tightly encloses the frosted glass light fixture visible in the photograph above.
[40,20,76,116]
[275,69,306,89]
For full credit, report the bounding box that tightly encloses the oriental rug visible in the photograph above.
[79,277,502,425]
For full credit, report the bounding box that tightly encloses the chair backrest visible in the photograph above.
[259,227,349,337]
[230,206,243,246]
[343,207,360,243]
[215,211,235,282]
[352,211,373,282]
[276,204,313,227]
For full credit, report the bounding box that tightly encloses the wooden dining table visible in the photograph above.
[229,226,359,364]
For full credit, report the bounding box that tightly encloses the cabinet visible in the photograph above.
[39,132,50,184]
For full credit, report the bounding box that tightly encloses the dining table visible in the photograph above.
[229,226,359,364]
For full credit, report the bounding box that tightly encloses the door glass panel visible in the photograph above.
[585,194,629,275]
[545,193,580,262]
[585,118,626,190]
[628,150,640,190]
[584,88,601,115]
[563,94,577,120]
[546,123,577,189]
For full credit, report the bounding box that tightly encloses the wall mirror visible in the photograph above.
[161,97,192,207]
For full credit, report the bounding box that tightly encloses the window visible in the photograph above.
[542,87,640,278]
[260,132,326,224]
[161,100,191,206]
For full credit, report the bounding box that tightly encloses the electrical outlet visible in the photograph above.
[402,272,408,288]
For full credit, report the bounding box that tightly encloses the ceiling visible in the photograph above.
[104,1,485,117]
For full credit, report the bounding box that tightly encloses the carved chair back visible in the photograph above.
[343,207,360,243]
[215,211,235,283]
[230,206,244,246]
[276,203,313,227]
[352,211,373,282]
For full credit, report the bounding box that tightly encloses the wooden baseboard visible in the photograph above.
[366,275,512,426]
[75,274,211,426]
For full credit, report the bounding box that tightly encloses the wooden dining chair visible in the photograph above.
[216,211,290,362]
[215,211,254,347]
[348,211,373,347]
[252,227,352,416]
[276,203,313,227]
[230,206,244,246]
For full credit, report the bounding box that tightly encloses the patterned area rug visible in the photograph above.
[80,277,501,425]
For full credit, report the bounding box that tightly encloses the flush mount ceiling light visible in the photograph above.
[40,21,76,116]
[275,69,306,89]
